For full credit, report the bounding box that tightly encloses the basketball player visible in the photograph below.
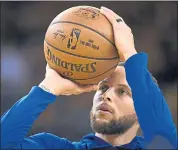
[1,7,177,149]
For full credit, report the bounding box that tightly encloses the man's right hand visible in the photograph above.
[39,64,97,96]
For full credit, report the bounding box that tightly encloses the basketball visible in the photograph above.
[44,6,120,85]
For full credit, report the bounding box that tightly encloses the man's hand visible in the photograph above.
[100,6,137,61]
[39,64,97,96]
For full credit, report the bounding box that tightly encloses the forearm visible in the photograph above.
[124,53,177,148]
[1,86,56,149]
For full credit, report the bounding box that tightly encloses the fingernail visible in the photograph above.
[101,6,108,10]
[100,9,104,14]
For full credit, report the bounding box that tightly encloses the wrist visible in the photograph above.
[123,50,137,61]
[39,78,60,96]
[39,84,52,93]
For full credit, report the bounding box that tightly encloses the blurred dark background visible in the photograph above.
[1,1,177,141]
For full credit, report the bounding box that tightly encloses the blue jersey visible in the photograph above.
[1,53,177,149]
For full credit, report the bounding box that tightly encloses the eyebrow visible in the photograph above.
[99,80,109,85]
[100,81,131,91]
[100,81,132,96]
[117,84,130,90]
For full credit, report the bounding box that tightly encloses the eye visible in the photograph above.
[117,88,128,96]
[98,84,109,92]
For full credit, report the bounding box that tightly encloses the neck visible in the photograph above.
[95,124,139,146]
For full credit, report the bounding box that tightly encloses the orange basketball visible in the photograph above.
[44,6,120,85]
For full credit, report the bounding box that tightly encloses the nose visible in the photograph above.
[101,88,112,102]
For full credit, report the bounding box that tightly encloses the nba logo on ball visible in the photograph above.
[44,6,120,85]
[67,28,81,50]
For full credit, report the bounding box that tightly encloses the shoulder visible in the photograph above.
[133,136,146,148]
[24,132,75,149]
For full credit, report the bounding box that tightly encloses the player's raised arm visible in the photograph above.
[1,64,96,149]
[100,6,177,149]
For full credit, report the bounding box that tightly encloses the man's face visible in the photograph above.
[90,66,138,135]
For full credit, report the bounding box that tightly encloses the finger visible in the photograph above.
[100,7,118,26]
[46,64,54,73]
[82,85,97,91]
[46,63,62,78]
[118,51,125,62]
[101,6,124,22]
[64,79,96,93]
[46,64,52,70]
[78,84,98,92]
[45,64,50,77]
[46,64,49,70]
[93,85,98,91]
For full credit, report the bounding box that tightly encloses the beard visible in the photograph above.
[90,110,137,135]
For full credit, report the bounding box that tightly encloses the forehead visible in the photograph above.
[104,66,129,86]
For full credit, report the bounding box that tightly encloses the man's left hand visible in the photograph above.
[100,6,137,61]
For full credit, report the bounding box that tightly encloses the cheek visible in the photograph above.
[92,91,102,110]
[115,97,136,115]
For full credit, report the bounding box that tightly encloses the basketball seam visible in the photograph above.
[65,64,118,80]
[50,21,115,47]
[45,40,119,60]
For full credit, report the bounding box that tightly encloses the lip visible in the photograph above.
[96,103,113,114]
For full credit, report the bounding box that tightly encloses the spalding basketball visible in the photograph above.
[44,6,120,85]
